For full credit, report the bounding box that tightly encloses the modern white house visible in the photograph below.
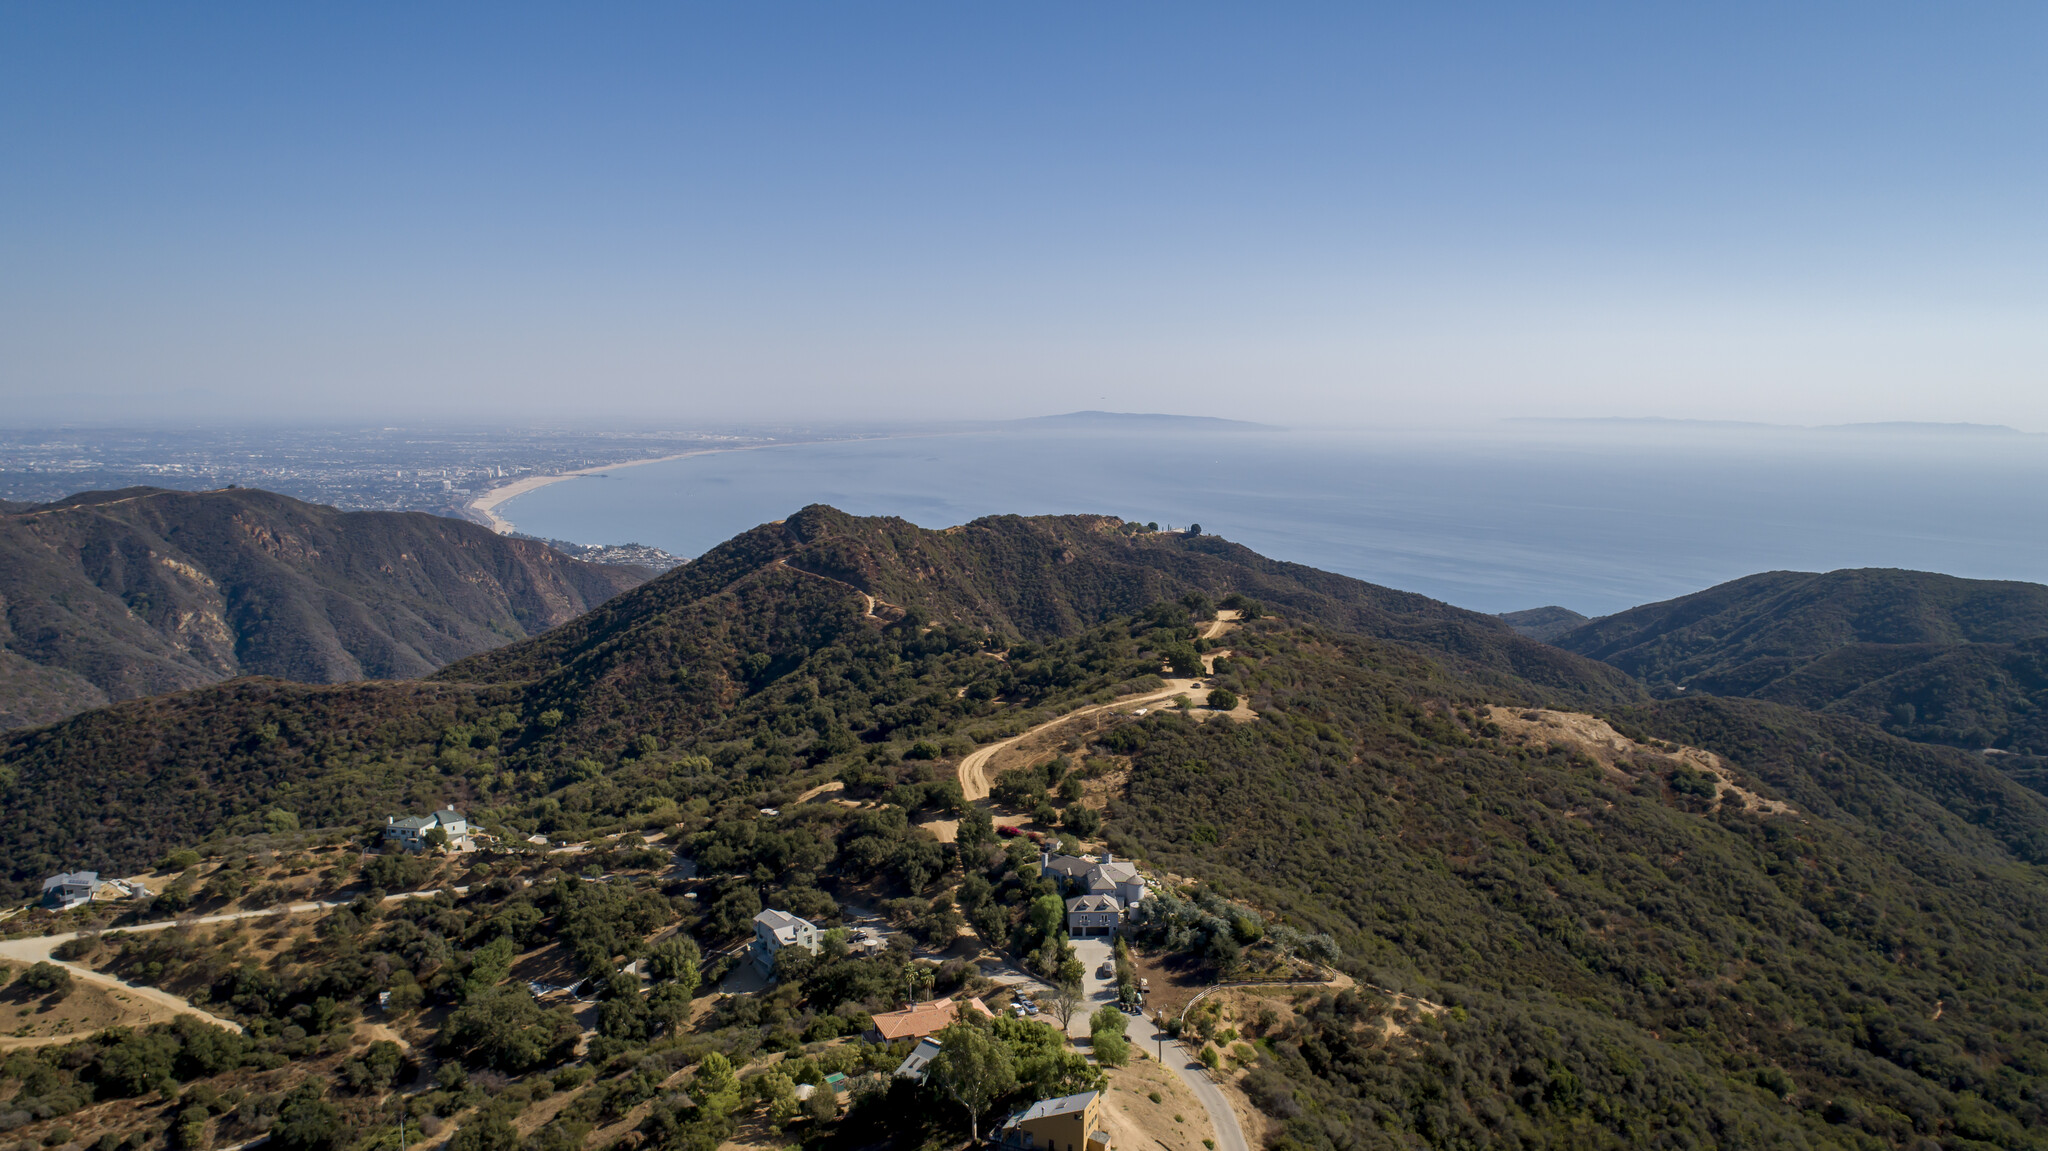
[40,871,103,911]
[893,1036,943,1081]
[383,807,471,853]
[751,908,821,977]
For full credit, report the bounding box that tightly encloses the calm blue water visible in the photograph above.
[499,425,2048,616]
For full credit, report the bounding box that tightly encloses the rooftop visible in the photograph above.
[870,996,992,1041]
[1011,1090,1101,1122]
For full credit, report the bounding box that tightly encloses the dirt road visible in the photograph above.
[955,677,1210,802]
[0,889,464,1043]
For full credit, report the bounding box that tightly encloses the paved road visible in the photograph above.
[1141,1019,1250,1151]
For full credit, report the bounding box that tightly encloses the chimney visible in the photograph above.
[1102,849,1114,864]
[1040,850,1051,870]
[387,816,394,825]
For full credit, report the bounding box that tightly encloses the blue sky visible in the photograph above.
[2,4,2044,426]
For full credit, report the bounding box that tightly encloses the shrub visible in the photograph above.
[1092,1031,1129,1067]
[19,962,73,998]
[1206,688,1239,711]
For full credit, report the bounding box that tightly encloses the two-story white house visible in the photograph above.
[751,908,821,977]
[383,807,471,853]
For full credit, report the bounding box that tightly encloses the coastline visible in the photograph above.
[467,451,710,535]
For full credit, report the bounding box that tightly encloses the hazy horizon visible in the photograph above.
[5,5,2046,429]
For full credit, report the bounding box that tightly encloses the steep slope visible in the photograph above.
[1553,568,2048,752]
[2,505,1638,894]
[4,511,2048,1147]
[1111,627,2048,1148]
[0,486,646,729]
[441,504,1640,716]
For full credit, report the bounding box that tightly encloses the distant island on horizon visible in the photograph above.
[1511,416,2033,436]
[1004,410,1284,432]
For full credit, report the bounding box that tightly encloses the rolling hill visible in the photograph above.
[0,486,647,730]
[4,509,2048,1147]
[1551,569,2048,756]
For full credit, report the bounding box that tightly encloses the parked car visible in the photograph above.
[1098,962,1115,978]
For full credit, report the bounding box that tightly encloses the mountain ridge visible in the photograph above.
[1552,567,2048,754]
[0,486,646,730]
[4,507,2048,1147]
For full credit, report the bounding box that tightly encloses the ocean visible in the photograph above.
[495,422,2048,616]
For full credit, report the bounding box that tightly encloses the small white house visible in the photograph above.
[41,871,103,911]
[751,908,820,977]
[383,808,471,853]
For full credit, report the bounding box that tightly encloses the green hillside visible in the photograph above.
[0,486,646,729]
[0,504,1632,899]
[1554,568,2048,754]
[5,511,2048,1148]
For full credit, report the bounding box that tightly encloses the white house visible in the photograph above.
[384,807,471,853]
[751,908,820,977]
[894,1036,943,1081]
[41,871,103,911]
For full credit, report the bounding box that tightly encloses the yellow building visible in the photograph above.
[994,1090,1110,1151]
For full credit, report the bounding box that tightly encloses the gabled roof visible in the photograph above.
[1012,1090,1101,1122]
[1085,871,1118,894]
[390,808,466,832]
[1042,854,1094,879]
[1093,860,1140,884]
[1066,894,1120,913]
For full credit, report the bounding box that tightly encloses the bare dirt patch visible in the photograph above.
[1481,705,1796,816]
[1101,1050,1214,1151]
[0,960,154,1048]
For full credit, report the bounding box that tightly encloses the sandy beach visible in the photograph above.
[467,452,709,534]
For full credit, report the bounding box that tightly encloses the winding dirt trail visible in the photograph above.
[0,889,467,1045]
[776,558,884,619]
[955,611,1248,803]
[1201,608,1243,641]
[956,678,1209,802]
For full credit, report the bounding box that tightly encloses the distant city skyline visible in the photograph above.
[3,4,2045,428]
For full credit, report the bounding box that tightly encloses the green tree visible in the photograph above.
[695,1051,737,1096]
[646,937,702,996]
[928,1020,1017,1142]
[1206,687,1238,710]
[449,1115,521,1151]
[264,809,300,834]
[19,961,73,998]
[1090,1005,1128,1039]
[957,803,994,853]
[1092,1031,1130,1066]
[384,969,424,1014]
[439,985,575,1073]
[268,1084,344,1151]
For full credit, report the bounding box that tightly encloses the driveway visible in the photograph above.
[1067,937,1116,1039]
